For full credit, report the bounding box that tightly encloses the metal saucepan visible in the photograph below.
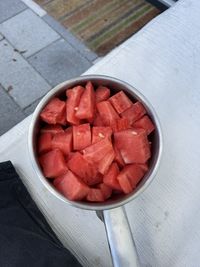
[28,75,163,267]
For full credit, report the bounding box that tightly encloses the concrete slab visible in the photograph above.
[28,38,92,86]
[0,33,4,41]
[0,40,51,108]
[0,9,59,58]
[0,0,26,24]
[0,86,26,136]
[23,97,42,116]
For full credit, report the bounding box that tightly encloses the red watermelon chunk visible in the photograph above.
[54,171,89,201]
[83,138,113,164]
[95,86,110,103]
[92,126,112,144]
[39,149,68,178]
[38,133,52,154]
[53,175,63,187]
[37,81,154,203]
[133,115,155,135]
[86,188,105,202]
[98,148,115,175]
[65,126,72,134]
[139,163,149,172]
[75,81,95,120]
[67,152,99,185]
[98,183,112,199]
[109,91,132,114]
[66,85,84,125]
[73,123,91,150]
[103,162,122,191]
[117,174,132,194]
[40,97,66,125]
[113,144,125,167]
[40,124,64,135]
[111,117,130,132]
[66,152,76,161]
[121,101,146,125]
[117,164,146,194]
[52,131,72,156]
[94,173,104,184]
[97,100,120,126]
[114,129,151,164]
[93,112,105,126]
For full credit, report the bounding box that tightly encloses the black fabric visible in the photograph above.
[0,161,82,267]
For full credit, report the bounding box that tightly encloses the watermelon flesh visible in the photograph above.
[40,97,66,125]
[38,133,52,154]
[54,171,89,201]
[109,90,132,114]
[95,86,110,103]
[133,115,155,135]
[37,82,155,203]
[39,149,68,178]
[67,152,99,185]
[117,164,147,194]
[114,129,151,164]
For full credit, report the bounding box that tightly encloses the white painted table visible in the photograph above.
[1,0,200,266]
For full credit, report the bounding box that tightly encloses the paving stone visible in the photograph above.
[28,39,92,86]
[43,14,98,62]
[23,97,42,116]
[0,33,4,41]
[0,9,60,58]
[0,85,26,136]
[0,0,26,24]
[0,40,51,108]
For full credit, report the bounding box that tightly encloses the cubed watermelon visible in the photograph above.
[117,164,146,193]
[109,91,132,114]
[98,149,115,175]
[117,174,132,194]
[133,115,155,135]
[52,131,72,156]
[86,188,105,202]
[39,149,68,178]
[75,81,95,120]
[92,126,112,144]
[113,144,125,167]
[97,100,120,126]
[95,86,110,103]
[73,123,91,150]
[98,183,112,199]
[66,86,84,125]
[114,129,151,164]
[83,138,113,164]
[93,112,105,126]
[38,81,155,203]
[139,163,149,172]
[111,117,130,132]
[54,171,89,201]
[65,126,72,134]
[121,101,146,125]
[40,124,64,135]
[103,162,122,191]
[40,97,66,125]
[38,133,52,154]
[67,152,99,185]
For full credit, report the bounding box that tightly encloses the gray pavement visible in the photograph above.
[0,0,97,136]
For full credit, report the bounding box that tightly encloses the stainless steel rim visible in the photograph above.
[28,74,163,211]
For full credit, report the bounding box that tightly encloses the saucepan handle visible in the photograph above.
[101,206,140,267]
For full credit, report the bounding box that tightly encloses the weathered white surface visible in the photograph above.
[1,0,200,266]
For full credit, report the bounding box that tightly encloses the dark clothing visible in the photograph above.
[0,161,82,267]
